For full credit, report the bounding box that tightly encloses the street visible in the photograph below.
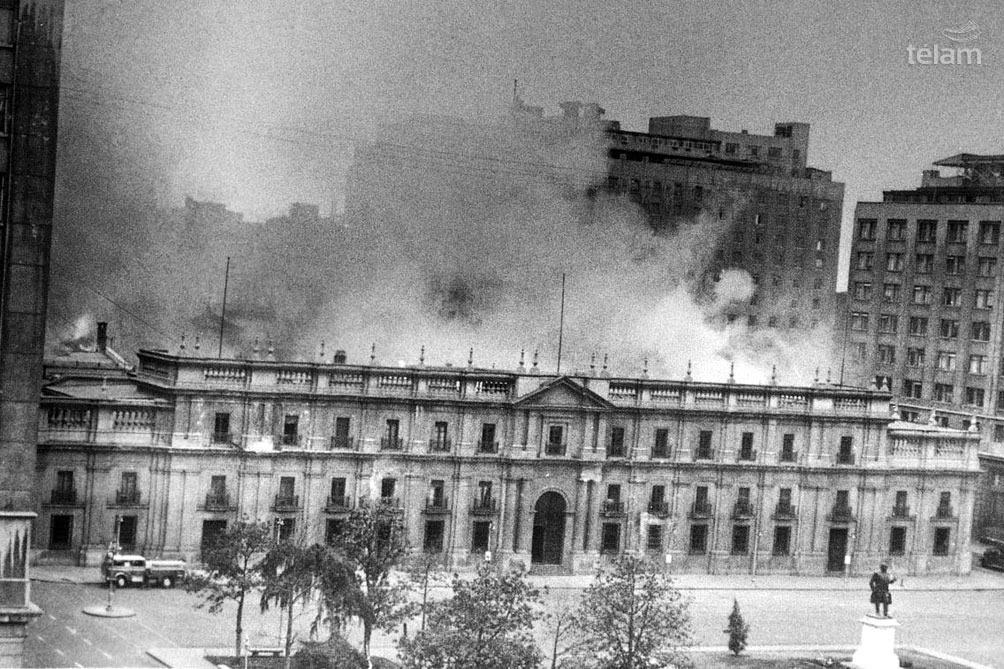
[23,569,1004,668]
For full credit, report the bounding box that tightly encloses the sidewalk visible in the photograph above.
[31,564,1004,591]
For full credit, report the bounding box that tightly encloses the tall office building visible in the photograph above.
[0,1,64,665]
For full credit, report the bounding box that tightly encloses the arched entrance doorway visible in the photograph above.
[531,492,566,565]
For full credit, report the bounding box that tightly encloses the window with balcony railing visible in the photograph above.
[380,436,404,451]
[205,492,231,511]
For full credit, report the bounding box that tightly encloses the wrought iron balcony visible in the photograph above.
[545,441,566,456]
[428,438,452,453]
[836,451,855,465]
[827,504,855,522]
[50,489,78,505]
[606,444,626,458]
[273,495,299,512]
[471,498,498,515]
[212,432,236,445]
[772,503,797,519]
[935,504,955,520]
[737,449,757,462]
[732,501,754,518]
[325,495,351,513]
[424,497,451,514]
[651,447,670,459]
[601,500,626,517]
[477,440,499,454]
[688,501,712,518]
[779,450,798,463]
[891,505,912,519]
[115,489,141,506]
[280,434,301,447]
[380,437,404,451]
[647,501,669,517]
[330,435,355,450]
[204,493,233,511]
[694,447,714,461]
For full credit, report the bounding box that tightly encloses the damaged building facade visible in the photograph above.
[34,331,981,576]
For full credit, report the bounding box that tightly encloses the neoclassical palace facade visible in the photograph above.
[36,336,981,575]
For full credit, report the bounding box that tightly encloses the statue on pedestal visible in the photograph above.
[868,563,896,618]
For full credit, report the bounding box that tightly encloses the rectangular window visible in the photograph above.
[909,316,928,336]
[907,348,926,367]
[979,257,998,276]
[853,282,873,301]
[697,430,713,459]
[731,524,750,554]
[210,475,226,496]
[277,518,295,542]
[429,480,446,508]
[936,351,957,371]
[878,345,896,365]
[650,484,666,509]
[939,319,959,339]
[601,522,621,554]
[689,524,708,554]
[885,253,903,272]
[850,312,869,331]
[547,425,564,451]
[972,321,991,342]
[858,219,876,240]
[942,287,962,307]
[933,527,951,556]
[980,220,1001,245]
[606,483,621,505]
[646,525,663,550]
[946,256,966,275]
[886,219,906,240]
[902,379,923,399]
[480,423,496,452]
[915,253,934,273]
[282,415,299,446]
[934,383,954,403]
[838,436,854,464]
[652,428,669,458]
[739,432,754,460]
[695,485,709,509]
[855,252,874,270]
[381,477,396,499]
[278,476,295,499]
[967,387,986,407]
[947,220,969,244]
[330,477,346,503]
[472,520,491,553]
[882,283,900,302]
[912,284,931,305]
[969,354,988,374]
[877,314,898,334]
[385,419,400,448]
[333,416,351,449]
[976,290,995,310]
[608,426,625,457]
[213,412,230,442]
[889,527,906,555]
[781,433,795,462]
[432,421,449,450]
[424,520,445,553]
[772,526,791,556]
[917,219,938,243]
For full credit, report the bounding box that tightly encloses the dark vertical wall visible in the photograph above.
[0,0,64,510]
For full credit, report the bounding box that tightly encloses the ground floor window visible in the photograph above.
[325,519,345,546]
[116,515,137,551]
[772,525,791,556]
[601,522,621,554]
[471,520,490,553]
[933,527,950,556]
[731,524,750,554]
[689,524,708,554]
[276,518,295,543]
[424,520,444,553]
[646,524,663,550]
[200,519,227,556]
[49,515,73,550]
[889,527,906,555]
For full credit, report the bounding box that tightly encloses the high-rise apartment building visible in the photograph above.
[0,1,64,664]
[844,154,1004,428]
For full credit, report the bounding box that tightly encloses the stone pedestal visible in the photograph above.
[0,512,41,668]
[850,614,900,669]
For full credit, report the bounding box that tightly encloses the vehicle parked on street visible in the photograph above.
[980,547,1004,572]
[101,553,187,588]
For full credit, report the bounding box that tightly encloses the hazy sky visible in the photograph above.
[55,0,1004,292]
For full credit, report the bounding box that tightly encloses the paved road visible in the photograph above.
[24,569,1004,667]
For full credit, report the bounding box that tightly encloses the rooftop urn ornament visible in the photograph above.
[880,378,890,392]
[928,410,938,426]
[468,347,474,368]
[370,343,376,365]
[826,368,832,384]
[252,337,260,358]
[642,358,649,379]
[814,367,819,385]
[517,348,525,371]
[179,334,186,354]
[770,364,777,385]
[684,360,692,382]
[869,378,878,391]
[419,345,425,367]
[319,340,325,361]
[194,335,201,356]
[728,361,735,384]
[601,353,609,377]
[890,401,901,421]
[531,348,539,374]
[266,339,275,360]
[589,352,596,376]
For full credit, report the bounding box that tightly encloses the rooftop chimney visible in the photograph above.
[96,322,108,352]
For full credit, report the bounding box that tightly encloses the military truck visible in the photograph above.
[101,553,187,588]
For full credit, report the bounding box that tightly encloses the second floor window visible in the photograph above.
[210,475,226,496]
[608,427,625,457]
[653,428,669,458]
[381,477,396,499]
[781,433,795,462]
[213,412,230,442]
[282,415,298,446]
[697,430,713,459]
[885,253,903,272]
[947,220,968,243]
[278,476,295,501]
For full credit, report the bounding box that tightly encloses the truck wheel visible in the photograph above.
[161,576,173,588]
[115,575,127,589]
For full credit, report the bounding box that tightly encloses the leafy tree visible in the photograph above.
[313,499,412,664]
[724,598,749,656]
[184,520,272,658]
[405,551,449,633]
[565,554,692,669]
[259,540,320,669]
[398,563,544,669]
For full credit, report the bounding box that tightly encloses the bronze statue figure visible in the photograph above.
[869,563,897,617]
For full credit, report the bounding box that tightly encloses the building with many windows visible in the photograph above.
[34,327,980,576]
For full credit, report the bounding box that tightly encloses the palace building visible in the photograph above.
[35,327,980,575]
